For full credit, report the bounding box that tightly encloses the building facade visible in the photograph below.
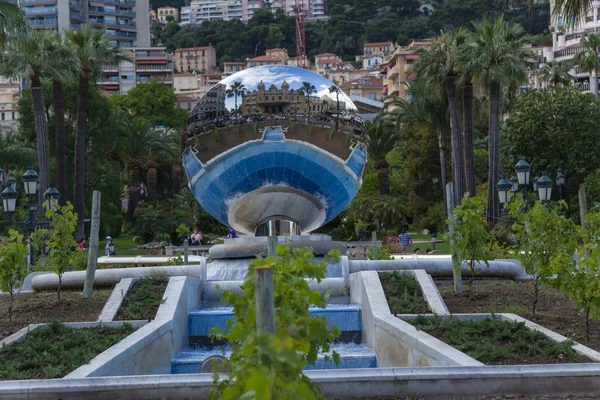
[0,78,20,132]
[98,47,173,94]
[157,6,179,23]
[179,0,327,24]
[174,46,218,73]
[223,61,247,76]
[340,76,384,102]
[246,55,282,68]
[8,0,150,47]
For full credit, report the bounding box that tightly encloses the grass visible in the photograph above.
[104,233,151,256]
[410,316,582,364]
[0,321,136,380]
[116,277,168,320]
[379,272,429,314]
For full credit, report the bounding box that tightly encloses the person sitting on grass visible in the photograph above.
[413,248,421,255]
[190,228,203,246]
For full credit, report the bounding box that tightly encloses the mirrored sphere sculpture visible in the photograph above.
[182,65,367,236]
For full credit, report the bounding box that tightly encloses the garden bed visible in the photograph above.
[407,315,589,365]
[379,272,429,314]
[0,289,112,340]
[115,277,168,321]
[0,321,136,380]
[437,281,600,352]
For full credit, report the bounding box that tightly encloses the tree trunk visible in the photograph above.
[486,80,501,225]
[126,168,140,225]
[147,166,157,202]
[52,79,67,206]
[531,275,539,321]
[30,76,51,208]
[172,162,181,194]
[73,73,90,240]
[585,305,590,344]
[462,82,476,196]
[336,93,340,132]
[445,74,466,206]
[376,166,389,195]
[591,70,599,100]
[86,145,93,194]
[438,131,448,217]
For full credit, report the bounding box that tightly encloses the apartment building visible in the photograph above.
[363,41,395,57]
[380,39,435,101]
[0,78,20,132]
[223,61,246,76]
[98,47,173,94]
[8,0,150,47]
[157,6,179,23]
[174,46,218,73]
[340,76,385,102]
[314,53,342,76]
[266,48,289,65]
[179,0,327,24]
[246,55,282,68]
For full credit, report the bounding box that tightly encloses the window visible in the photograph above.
[369,93,376,100]
[368,59,371,66]
[558,16,563,25]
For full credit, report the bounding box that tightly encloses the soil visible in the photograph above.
[437,281,600,352]
[379,272,429,314]
[0,290,112,340]
[115,277,168,321]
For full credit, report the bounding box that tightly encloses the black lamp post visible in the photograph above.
[496,174,512,214]
[514,156,531,199]
[431,232,437,251]
[6,173,16,190]
[536,172,553,204]
[509,174,519,192]
[556,168,566,201]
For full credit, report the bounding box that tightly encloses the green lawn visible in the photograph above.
[405,232,450,255]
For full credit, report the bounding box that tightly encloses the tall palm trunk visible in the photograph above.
[591,70,599,99]
[172,162,181,194]
[486,80,501,225]
[463,82,476,196]
[86,145,93,192]
[147,166,157,202]
[73,72,90,240]
[126,168,139,225]
[376,165,389,195]
[30,75,51,208]
[445,74,466,205]
[437,130,448,217]
[335,93,340,132]
[52,79,67,205]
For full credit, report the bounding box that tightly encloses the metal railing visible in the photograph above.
[24,8,56,15]
[29,18,57,25]
[89,6,135,17]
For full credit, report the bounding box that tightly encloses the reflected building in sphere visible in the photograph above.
[182,65,367,236]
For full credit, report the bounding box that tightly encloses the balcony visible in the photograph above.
[24,8,57,15]
[69,0,84,11]
[70,13,85,22]
[89,7,135,17]
[97,77,120,84]
[104,31,136,39]
[137,76,172,84]
[554,45,583,60]
[19,0,56,4]
[100,0,136,5]
[136,64,172,71]
[90,19,136,28]
[103,64,119,71]
[29,18,57,26]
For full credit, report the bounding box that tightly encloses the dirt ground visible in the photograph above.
[437,281,600,352]
[0,289,112,340]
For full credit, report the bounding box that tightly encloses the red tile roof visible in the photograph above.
[177,95,197,102]
[316,58,340,64]
[315,52,336,57]
[175,46,214,52]
[340,76,384,89]
[248,55,282,62]
[224,61,246,65]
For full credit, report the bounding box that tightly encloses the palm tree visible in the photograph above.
[361,120,397,195]
[66,25,128,238]
[226,80,246,110]
[0,31,63,206]
[574,33,600,99]
[328,85,341,131]
[301,81,316,122]
[410,29,469,205]
[538,60,573,88]
[167,133,185,195]
[45,33,78,205]
[465,17,532,224]
[119,117,162,224]
[0,0,25,48]
[383,79,450,215]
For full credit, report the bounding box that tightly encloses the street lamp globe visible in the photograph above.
[532,175,540,192]
[509,174,519,192]
[43,184,61,212]
[536,172,553,202]
[556,168,566,186]
[22,167,39,196]
[1,186,18,213]
[6,173,16,190]
[496,175,512,204]
[514,156,531,186]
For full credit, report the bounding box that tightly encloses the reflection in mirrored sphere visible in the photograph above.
[182,66,367,236]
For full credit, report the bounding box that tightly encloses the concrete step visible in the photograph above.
[171,342,377,374]
[187,304,362,337]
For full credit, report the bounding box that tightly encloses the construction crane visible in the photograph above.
[294,0,306,68]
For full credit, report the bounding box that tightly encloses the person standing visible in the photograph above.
[228,229,237,238]
[105,236,115,256]
[399,228,412,253]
